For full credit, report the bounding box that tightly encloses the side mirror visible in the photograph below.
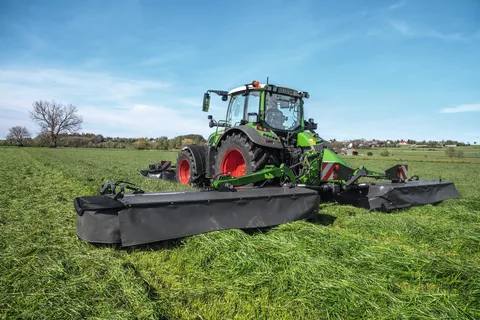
[208,115,217,128]
[202,93,210,112]
[305,118,317,131]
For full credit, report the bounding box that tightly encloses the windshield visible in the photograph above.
[264,93,302,130]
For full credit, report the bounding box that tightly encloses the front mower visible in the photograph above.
[74,80,460,246]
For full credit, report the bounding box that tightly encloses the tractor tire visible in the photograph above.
[214,132,279,179]
[176,149,207,187]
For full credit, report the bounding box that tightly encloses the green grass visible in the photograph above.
[1,147,479,319]
[353,145,480,159]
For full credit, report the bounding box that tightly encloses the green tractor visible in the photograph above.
[163,80,346,190]
[74,80,461,247]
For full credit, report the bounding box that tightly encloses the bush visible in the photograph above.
[445,147,456,158]
[367,151,373,156]
[456,150,465,158]
[380,150,390,157]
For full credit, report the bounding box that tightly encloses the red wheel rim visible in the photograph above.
[221,149,246,177]
[178,159,190,184]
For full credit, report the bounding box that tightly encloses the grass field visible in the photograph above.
[1,146,479,319]
[354,145,480,159]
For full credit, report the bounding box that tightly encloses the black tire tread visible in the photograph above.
[176,149,207,187]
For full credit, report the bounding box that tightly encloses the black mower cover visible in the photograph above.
[74,177,460,246]
[74,186,320,247]
[335,180,461,211]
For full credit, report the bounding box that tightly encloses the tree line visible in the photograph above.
[328,138,475,150]
[2,100,477,149]
[2,131,206,150]
[2,100,206,149]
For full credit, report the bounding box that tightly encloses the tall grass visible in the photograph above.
[1,147,479,319]
[0,149,160,319]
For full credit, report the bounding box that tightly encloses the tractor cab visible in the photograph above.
[202,81,314,139]
[201,80,323,181]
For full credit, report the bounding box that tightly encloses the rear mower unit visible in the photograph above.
[75,80,460,246]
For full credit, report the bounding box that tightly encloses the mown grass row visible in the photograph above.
[24,147,193,195]
[0,148,161,319]
[1,147,479,319]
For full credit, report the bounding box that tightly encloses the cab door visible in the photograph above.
[226,91,261,127]
[226,93,247,127]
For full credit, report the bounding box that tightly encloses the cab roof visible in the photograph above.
[228,84,266,95]
[227,83,309,99]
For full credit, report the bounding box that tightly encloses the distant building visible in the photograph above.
[341,148,358,156]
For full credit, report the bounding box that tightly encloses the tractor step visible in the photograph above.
[74,186,320,247]
[334,180,461,212]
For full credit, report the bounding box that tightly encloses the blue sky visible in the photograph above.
[0,0,479,142]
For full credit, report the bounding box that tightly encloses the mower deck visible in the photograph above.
[334,180,461,211]
[74,186,320,246]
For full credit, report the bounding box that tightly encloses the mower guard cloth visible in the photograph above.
[139,169,176,181]
[74,186,320,246]
[334,180,460,212]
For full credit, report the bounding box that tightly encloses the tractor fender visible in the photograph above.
[219,126,284,149]
[181,145,208,174]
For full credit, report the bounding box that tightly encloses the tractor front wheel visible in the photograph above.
[214,132,278,179]
[176,149,207,187]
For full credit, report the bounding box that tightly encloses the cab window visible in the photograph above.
[245,91,260,119]
[227,94,246,126]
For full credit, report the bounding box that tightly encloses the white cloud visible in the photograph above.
[388,20,412,35]
[177,98,201,108]
[0,67,214,138]
[440,104,480,114]
[387,20,466,41]
[80,103,209,138]
[0,67,172,110]
[137,46,198,67]
[389,1,406,10]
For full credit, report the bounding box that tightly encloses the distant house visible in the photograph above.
[399,141,409,146]
[341,148,358,156]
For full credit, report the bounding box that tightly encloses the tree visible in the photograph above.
[168,139,177,150]
[6,126,31,146]
[181,138,194,145]
[92,134,104,145]
[30,100,83,148]
[156,136,168,150]
[135,138,148,149]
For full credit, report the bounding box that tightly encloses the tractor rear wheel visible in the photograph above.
[176,149,207,187]
[214,132,279,179]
